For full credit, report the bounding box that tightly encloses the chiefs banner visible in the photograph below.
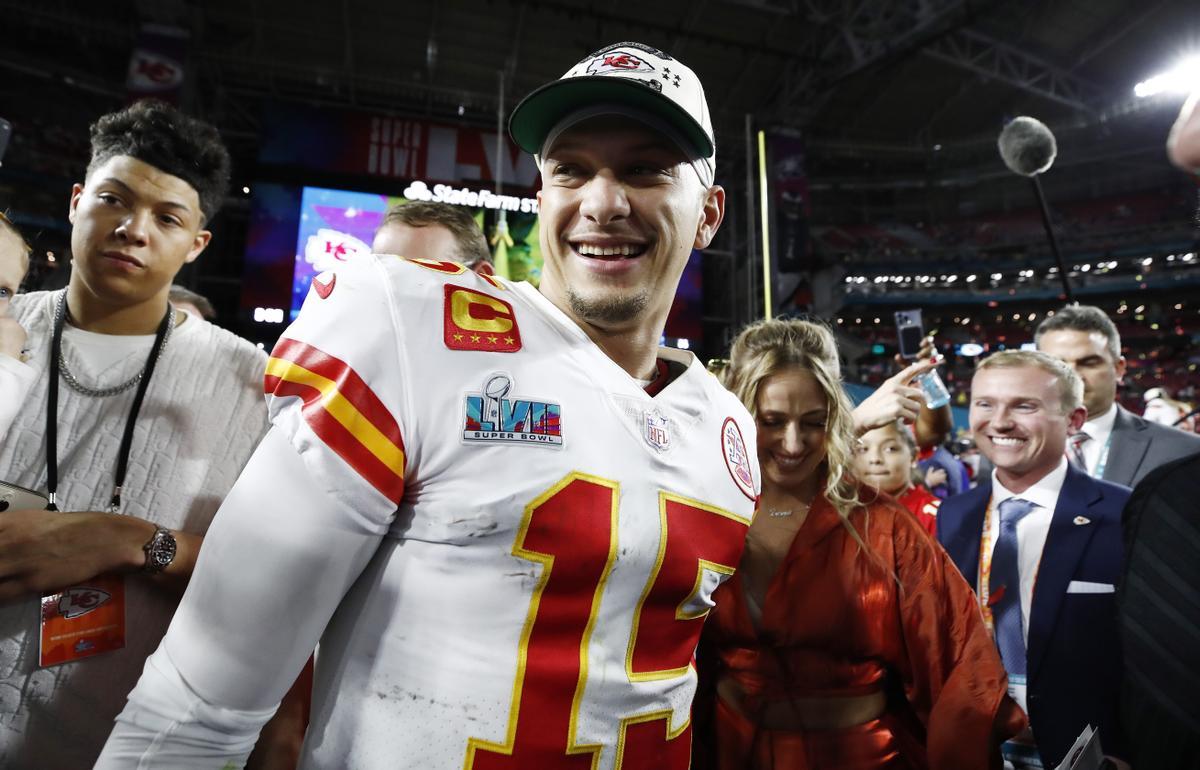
[125,24,189,105]
[762,130,816,317]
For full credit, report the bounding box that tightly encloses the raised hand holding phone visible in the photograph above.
[894,310,950,408]
[852,357,940,435]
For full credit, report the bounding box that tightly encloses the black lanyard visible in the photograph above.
[44,293,172,512]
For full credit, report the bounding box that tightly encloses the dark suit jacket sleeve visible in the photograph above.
[1118,452,1200,767]
[1108,406,1200,487]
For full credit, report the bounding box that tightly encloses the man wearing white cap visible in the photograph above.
[96,42,759,770]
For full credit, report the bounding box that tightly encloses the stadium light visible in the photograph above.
[1134,55,1200,98]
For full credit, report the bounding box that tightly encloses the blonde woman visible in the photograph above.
[695,318,1023,770]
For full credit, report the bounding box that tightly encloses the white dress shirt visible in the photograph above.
[985,458,1069,644]
[1077,405,1117,476]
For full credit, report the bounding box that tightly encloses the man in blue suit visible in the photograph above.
[938,350,1129,769]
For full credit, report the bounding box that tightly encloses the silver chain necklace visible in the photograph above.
[55,292,177,398]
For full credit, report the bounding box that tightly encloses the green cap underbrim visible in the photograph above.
[508,76,714,159]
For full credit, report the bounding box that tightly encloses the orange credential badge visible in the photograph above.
[39,574,126,667]
[444,284,522,353]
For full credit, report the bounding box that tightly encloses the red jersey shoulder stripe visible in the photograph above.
[265,338,406,504]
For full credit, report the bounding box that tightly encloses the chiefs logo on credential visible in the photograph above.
[444,284,522,353]
[56,586,112,620]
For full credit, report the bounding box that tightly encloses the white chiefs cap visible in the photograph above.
[509,42,716,186]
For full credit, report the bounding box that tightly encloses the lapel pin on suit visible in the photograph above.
[1073,515,1091,526]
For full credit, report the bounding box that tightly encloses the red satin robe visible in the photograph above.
[695,491,1024,770]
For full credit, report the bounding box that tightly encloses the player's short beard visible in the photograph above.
[565,286,650,326]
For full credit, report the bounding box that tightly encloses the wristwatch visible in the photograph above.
[142,527,177,574]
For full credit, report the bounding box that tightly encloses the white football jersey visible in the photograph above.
[265,255,760,770]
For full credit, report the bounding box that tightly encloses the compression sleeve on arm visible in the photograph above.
[95,425,386,768]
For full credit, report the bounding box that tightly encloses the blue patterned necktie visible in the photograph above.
[990,497,1037,676]
[1068,431,1091,473]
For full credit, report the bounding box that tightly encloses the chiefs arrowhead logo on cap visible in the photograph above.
[312,272,336,300]
[586,50,655,76]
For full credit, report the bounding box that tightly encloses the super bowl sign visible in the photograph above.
[260,104,540,189]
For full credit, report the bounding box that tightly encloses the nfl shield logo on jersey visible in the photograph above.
[643,408,671,452]
[462,373,563,448]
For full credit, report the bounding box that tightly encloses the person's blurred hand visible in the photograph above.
[0,509,152,601]
[853,358,939,435]
[1167,89,1200,171]
[0,313,27,361]
[925,466,948,489]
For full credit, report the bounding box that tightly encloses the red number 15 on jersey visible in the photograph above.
[465,473,749,770]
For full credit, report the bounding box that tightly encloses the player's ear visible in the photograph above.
[693,185,725,250]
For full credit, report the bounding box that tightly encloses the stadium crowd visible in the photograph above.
[1,36,1199,770]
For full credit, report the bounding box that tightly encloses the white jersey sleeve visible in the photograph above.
[96,426,386,768]
[97,259,412,767]
[264,255,410,532]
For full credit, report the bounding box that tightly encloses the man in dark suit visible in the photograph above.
[1035,304,1200,488]
[939,350,1129,768]
[1117,452,1200,769]
[1115,107,1200,770]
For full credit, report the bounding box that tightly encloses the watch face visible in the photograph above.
[150,532,177,569]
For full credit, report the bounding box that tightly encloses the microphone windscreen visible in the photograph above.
[998,117,1057,176]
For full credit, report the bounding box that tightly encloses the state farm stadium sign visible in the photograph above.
[402,180,539,214]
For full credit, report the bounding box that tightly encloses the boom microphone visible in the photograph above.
[998,117,1057,176]
[998,116,1073,301]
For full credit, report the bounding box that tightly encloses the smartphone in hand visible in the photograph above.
[0,480,50,511]
[894,309,925,360]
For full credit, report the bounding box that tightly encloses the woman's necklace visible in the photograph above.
[762,487,819,518]
[765,499,814,518]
